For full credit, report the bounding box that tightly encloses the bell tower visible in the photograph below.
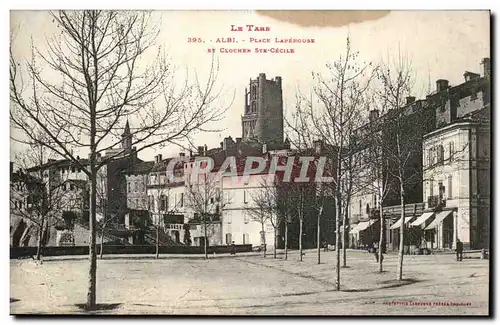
[122,120,132,150]
[241,73,284,147]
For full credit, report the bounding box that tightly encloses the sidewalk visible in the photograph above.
[37,250,284,262]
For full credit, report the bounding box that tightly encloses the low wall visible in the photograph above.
[10,244,253,259]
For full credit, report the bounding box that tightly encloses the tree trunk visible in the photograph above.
[342,209,348,267]
[99,227,105,260]
[317,207,321,265]
[261,222,266,258]
[204,221,208,259]
[273,227,277,259]
[36,218,45,261]
[284,221,288,260]
[87,160,97,310]
[156,226,159,259]
[335,195,341,291]
[397,185,405,281]
[378,203,384,273]
[299,218,303,262]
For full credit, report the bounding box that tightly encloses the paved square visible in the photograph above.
[10,250,489,315]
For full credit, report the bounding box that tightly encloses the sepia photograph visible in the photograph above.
[9,9,491,316]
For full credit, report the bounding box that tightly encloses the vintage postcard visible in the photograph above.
[9,10,490,315]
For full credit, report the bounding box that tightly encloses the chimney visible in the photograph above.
[236,137,242,153]
[481,58,490,78]
[223,136,235,151]
[220,142,224,149]
[436,79,449,93]
[463,71,480,82]
[406,96,416,105]
[198,146,204,156]
[155,154,162,163]
[189,149,193,157]
[76,155,80,160]
[204,144,208,155]
[179,152,185,157]
[262,143,268,154]
[369,109,379,122]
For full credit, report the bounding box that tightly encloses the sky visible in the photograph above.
[10,10,490,163]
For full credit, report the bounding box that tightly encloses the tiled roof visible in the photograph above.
[27,158,89,172]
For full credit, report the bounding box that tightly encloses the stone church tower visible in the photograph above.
[241,73,284,148]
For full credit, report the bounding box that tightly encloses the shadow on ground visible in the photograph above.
[342,278,423,292]
[75,303,122,312]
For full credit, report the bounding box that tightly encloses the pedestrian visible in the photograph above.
[374,249,384,263]
[230,241,236,255]
[456,239,463,261]
[323,240,329,252]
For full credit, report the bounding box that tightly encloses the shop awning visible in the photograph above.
[390,217,414,230]
[410,212,435,227]
[349,220,375,234]
[425,210,453,230]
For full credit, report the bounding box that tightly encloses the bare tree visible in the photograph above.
[352,113,394,272]
[274,176,293,260]
[185,172,229,259]
[288,36,374,289]
[374,53,416,281]
[10,10,228,309]
[147,184,183,259]
[247,175,286,259]
[96,170,122,259]
[246,182,271,258]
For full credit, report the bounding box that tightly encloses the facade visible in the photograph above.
[241,73,284,148]
[417,58,490,251]
[145,154,187,245]
[348,98,436,249]
[348,58,490,252]
[221,172,276,247]
[422,108,490,250]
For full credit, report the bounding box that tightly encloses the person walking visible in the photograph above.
[456,239,463,261]
[230,241,236,255]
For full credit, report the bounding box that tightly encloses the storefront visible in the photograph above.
[349,220,378,249]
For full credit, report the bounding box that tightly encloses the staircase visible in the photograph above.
[76,221,132,245]
[143,228,183,246]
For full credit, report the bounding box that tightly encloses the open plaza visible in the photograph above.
[10,250,489,315]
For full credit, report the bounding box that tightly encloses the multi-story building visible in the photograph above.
[348,58,490,251]
[10,163,47,247]
[144,153,187,244]
[348,97,436,249]
[418,58,490,250]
